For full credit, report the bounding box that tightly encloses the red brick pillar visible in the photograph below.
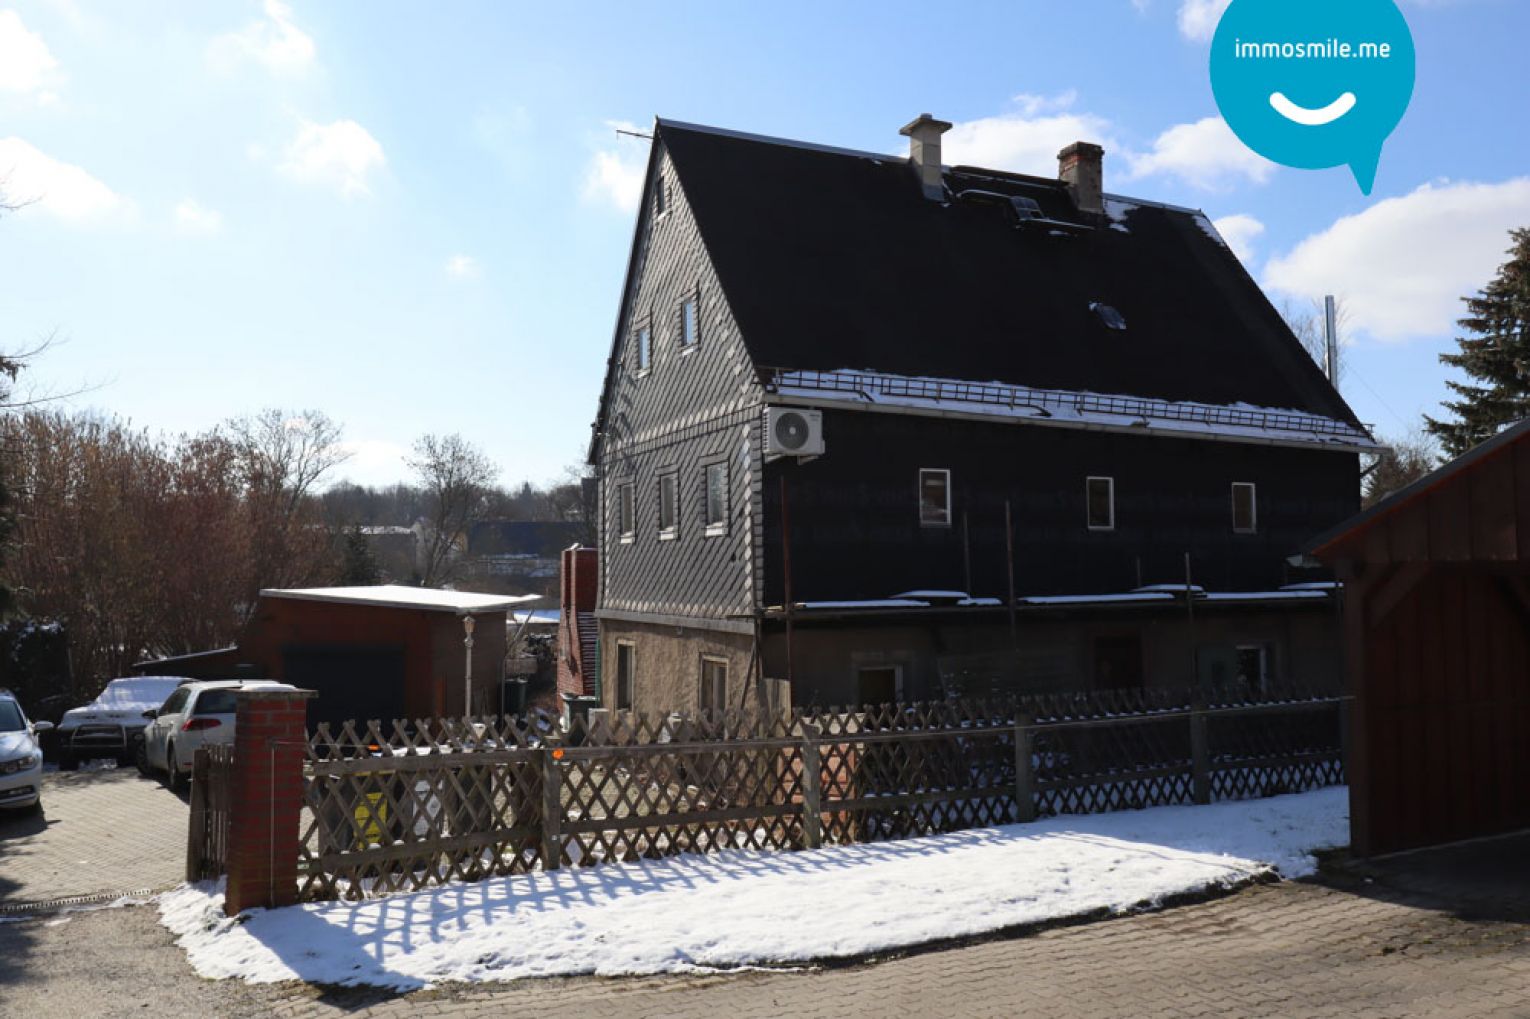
[224,688,316,917]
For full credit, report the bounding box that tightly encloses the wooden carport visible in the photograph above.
[1311,420,1530,856]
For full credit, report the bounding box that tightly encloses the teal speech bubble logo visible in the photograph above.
[1210,0,1415,194]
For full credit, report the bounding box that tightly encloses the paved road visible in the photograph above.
[0,765,187,910]
[4,858,1530,1019]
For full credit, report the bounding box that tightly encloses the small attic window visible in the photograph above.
[1009,196,1044,221]
[1091,302,1127,331]
[654,178,668,219]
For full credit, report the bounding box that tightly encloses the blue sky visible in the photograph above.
[1,0,1525,487]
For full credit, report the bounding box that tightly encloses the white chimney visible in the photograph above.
[1058,141,1105,216]
[900,113,952,201]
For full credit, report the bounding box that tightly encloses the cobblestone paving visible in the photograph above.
[0,767,187,909]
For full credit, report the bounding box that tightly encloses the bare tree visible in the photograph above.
[1363,428,1438,508]
[1278,296,1350,383]
[408,433,498,587]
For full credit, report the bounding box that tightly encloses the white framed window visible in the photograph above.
[918,468,951,527]
[657,471,678,539]
[704,462,727,536]
[616,641,636,710]
[616,481,635,543]
[1231,482,1257,534]
[634,324,652,374]
[680,294,699,349]
[1086,476,1115,531]
[699,656,728,711]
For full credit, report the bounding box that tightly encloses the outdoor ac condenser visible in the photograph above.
[764,406,825,459]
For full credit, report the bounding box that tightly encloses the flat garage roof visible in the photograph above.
[259,585,542,614]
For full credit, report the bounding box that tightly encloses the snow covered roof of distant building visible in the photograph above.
[261,585,542,614]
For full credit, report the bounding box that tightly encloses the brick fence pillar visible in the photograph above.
[224,688,317,917]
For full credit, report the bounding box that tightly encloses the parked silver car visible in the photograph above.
[0,689,53,813]
[55,676,188,769]
[140,680,298,791]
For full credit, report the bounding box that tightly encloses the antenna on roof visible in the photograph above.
[614,127,653,140]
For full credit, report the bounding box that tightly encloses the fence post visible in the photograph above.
[223,688,317,917]
[800,737,822,850]
[540,745,563,870]
[1338,696,1351,778]
[1013,713,1036,823]
[185,748,209,882]
[1190,702,1211,806]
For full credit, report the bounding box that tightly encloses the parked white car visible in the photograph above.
[140,680,298,791]
[0,689,53,813]
[56,675,188,769]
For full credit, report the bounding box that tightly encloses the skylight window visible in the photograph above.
[1091,302,1127,331]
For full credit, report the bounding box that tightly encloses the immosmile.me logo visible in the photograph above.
[1210,0,1416,194]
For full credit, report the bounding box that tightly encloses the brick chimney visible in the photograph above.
[900,113,953,201]
[1058,141,1105,216]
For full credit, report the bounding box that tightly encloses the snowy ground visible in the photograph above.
[159,787,1348,990]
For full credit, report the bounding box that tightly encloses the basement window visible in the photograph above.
[1232,482,1258,534]
[1086,476,1115,531]
[919,468,952,528]
[1091,302,1127,331]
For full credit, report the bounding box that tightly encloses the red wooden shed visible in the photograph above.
[1311,420,1530,856]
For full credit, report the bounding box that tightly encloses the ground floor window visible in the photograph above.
[856,665,902,706]
[1236,643,1271,692]
[615,642,636,709]
[699,656,728,710]
[919,468,951,527]
[1232,482,1257,534]
[1086,476,1115,531]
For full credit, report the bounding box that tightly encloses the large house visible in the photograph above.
[587,114,1377,713]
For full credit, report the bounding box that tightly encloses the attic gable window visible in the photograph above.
[1086,476,1115,531]
[634,325,652,374]
[680,294,700,349]
[919,468,951,528]
[654,178,668,219]
[1091,302,1127,331]
[1232,482,1258,534]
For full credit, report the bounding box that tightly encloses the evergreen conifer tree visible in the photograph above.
[1426,228,1530,457]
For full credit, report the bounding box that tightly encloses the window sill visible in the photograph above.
[634,369,651,380]
[658,529,678,542]
[704,524,727,538]
[619,534,634,545]
[919,520,952,529]
[1087,525,1116,533]
[1232,527,1258,535]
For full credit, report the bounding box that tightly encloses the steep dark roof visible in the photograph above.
[659,120,1360,424]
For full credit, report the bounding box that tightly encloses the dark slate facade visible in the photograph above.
[587,118,1371,711]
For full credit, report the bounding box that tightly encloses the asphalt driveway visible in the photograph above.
[0,765,188,912]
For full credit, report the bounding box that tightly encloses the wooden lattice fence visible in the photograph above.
[185,744,235,882]
[292,687,1347,902]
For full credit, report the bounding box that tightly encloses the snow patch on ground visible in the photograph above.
[159,788,1347,990]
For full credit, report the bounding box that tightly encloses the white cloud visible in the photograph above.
[1128,116,1275,190]
[1211,213,1264,265]
[174,198,223,235]
[942,109,1120,178]
[582,121,647,212]
[444,254,479,279]
[332,439,411,487]
[276,118,385,198]
[1265,178,1530,343]
[208,0,315,76]
[0,137,125,222]
[0,10,62,98]
[1177,0,1231,41]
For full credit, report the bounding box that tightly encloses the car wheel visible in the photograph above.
[135,740,152,777]
[166,743,187,793]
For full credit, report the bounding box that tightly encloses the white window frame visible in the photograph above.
[657,471,678,540]
[699,655,728,711]
[1086,476,1115,531]
[680,292,700,350]
[918,468,952,528]
[616,481,635,543]
[1231,482,1258,534]
[615,641,636,710]
[634,324,652,376]
[703,461,728,537]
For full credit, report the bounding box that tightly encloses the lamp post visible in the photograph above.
[462,613,476,719]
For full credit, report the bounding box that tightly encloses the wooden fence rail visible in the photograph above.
[291,693,1346,902]
[185,744,234,882]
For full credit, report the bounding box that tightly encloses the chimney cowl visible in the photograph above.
[900,113,953,201]
[1058,141,1105,216]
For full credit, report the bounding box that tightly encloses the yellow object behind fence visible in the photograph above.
[355,792,388,848]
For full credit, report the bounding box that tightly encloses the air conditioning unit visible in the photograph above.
[765,406,825,458]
